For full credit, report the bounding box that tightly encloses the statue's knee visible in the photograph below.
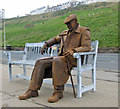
[35,59,40,64]
[53,57,59,60]
[35,59,44,65]
[53,57,60,62]
[53,56,65,63]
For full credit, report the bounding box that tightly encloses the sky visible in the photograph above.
[0,0,117,18]
[0,0,79,18]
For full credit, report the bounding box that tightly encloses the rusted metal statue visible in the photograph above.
[19,14,91,103]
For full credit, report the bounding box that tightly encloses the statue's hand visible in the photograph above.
[63,50,74,57]
[41,43,48,55]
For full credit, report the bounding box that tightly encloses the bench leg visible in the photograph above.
[77,58,82,98]
[77,70,82,98]
[23,65,26,76]
[9,64,12,82]
[92,68,96,92]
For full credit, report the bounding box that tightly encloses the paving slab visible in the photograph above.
[2,64,31,94]
[2,96,43,107]
[1,64,119,107]
[2,93,12,101]
[28,79,118,107]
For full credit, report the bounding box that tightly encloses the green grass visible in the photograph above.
[2,2,118,47]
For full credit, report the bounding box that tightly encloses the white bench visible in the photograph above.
[6,40,99,98]
[6,42,59,81]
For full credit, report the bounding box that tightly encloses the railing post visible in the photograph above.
[9,64,12,81]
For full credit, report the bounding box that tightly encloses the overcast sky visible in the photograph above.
[0,0,82,18]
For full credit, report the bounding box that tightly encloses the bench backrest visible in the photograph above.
[24,42,50,60]
[24,41,98,61]
[91,40,99,53]
[85,40,99,64]
[24,42,60,60]
[50,41,99,56]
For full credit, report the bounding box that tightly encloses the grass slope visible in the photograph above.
[3,2,118,47]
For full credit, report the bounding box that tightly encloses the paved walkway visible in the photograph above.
[0,64,119,108]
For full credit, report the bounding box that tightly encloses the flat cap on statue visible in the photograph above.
[64,14,77,24]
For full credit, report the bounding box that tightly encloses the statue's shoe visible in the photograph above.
[48,92,63,103]
[19,89,38,100]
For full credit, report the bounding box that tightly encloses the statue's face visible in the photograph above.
[66,20,76,31]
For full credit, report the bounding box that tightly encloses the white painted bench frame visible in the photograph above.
[73,40,99,98]
[6,42,53,81]
[6,40,99,98]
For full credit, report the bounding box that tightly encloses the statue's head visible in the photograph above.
[64,14,78,31]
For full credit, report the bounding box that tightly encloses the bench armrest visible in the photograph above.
[5,51,26,62]
[73,52,96,58]
[5,51,25,54]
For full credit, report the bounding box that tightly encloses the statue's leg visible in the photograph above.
[48,56,69,103]
[52,56,69,86]
[19,58,53,100]
[29,59,52,90]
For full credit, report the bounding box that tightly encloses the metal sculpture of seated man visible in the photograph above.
[19,14,91,103]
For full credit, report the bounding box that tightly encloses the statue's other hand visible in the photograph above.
[63,50,74,57]
[41,43,48,55]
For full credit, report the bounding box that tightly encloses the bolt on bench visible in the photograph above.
[5,40,99,98]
